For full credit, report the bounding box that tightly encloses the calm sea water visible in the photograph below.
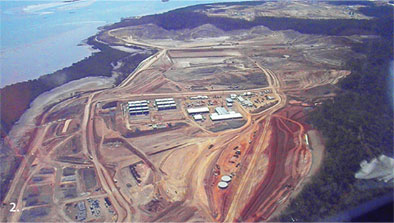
[0,0,242,87]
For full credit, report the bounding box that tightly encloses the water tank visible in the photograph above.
[221,175,232,182]
[218,181,229,189]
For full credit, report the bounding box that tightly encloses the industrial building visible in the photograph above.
[187,107,210,114]
[237,96,253,107]
[244,100,253,107]
[155,98,174,102]
[129,107,149,115]
[129,110,149,115]
[237,96,245,103]
[157,104,177,110]
[128,100,150,116]
[129,106,149,111]
[77,201,86,211]
[190,95,208,100]
[76,201,87,221]
[156,100,175,106]
[267,95,275,100]
[210,107,243,121]
[61,175,76,182]
[210,112,243,121]
[128,100,149,105]
[155,98,177,110]
[128,103,148,108]
[215,107,229,115]
[193,114,203,121]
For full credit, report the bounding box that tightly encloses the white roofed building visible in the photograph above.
[190,95,208,100]
[193,114,203,121]
[210,112,242,121]
[128,100,149,105]
[237,96,245,103]
[215,107,229,115]
[187,107,210,114]
[155,98,174,102]
[156,100,176,106]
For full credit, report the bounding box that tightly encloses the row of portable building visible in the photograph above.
[128,100,149,115]
[155,98,177,110]
[128,98,177,115]
[186,106,243,121]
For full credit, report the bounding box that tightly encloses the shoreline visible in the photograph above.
[1,0,246,88]
[8,76,115,147]
[1,0,249,136]
[0,21,106,88]
[0,32,156,136]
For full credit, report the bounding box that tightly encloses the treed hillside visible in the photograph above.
[277,5,394,222]
[277,36,393,222]
[105,2,392,38]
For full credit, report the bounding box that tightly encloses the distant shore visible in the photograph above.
[1,0,240,87]
[0,34,156,137]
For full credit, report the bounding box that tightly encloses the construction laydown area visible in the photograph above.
[1,3,365,222]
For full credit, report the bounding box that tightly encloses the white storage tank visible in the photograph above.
[221,175,232,183]
[218,181,229,189]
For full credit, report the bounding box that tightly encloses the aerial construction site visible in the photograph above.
[1,2,370,222]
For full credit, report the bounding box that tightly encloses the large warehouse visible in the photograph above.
[128,100,150,115]
[155,98,174,102]
[210,112,243,121]
[155,98,177,110]
[187,107,210,114]
[210,107,242,121]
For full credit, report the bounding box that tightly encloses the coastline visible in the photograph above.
[0,34,156,136]
[8,76,115,147]
[0,21,106,88]
[1,1,253,136]
[0,0,229,135]
[1,0,246,88]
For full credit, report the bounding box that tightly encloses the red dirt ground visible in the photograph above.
[237,106,311,222]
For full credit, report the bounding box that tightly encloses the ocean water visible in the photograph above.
[0,0,242,87]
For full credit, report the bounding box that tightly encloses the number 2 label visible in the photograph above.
[10,202,17,212]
